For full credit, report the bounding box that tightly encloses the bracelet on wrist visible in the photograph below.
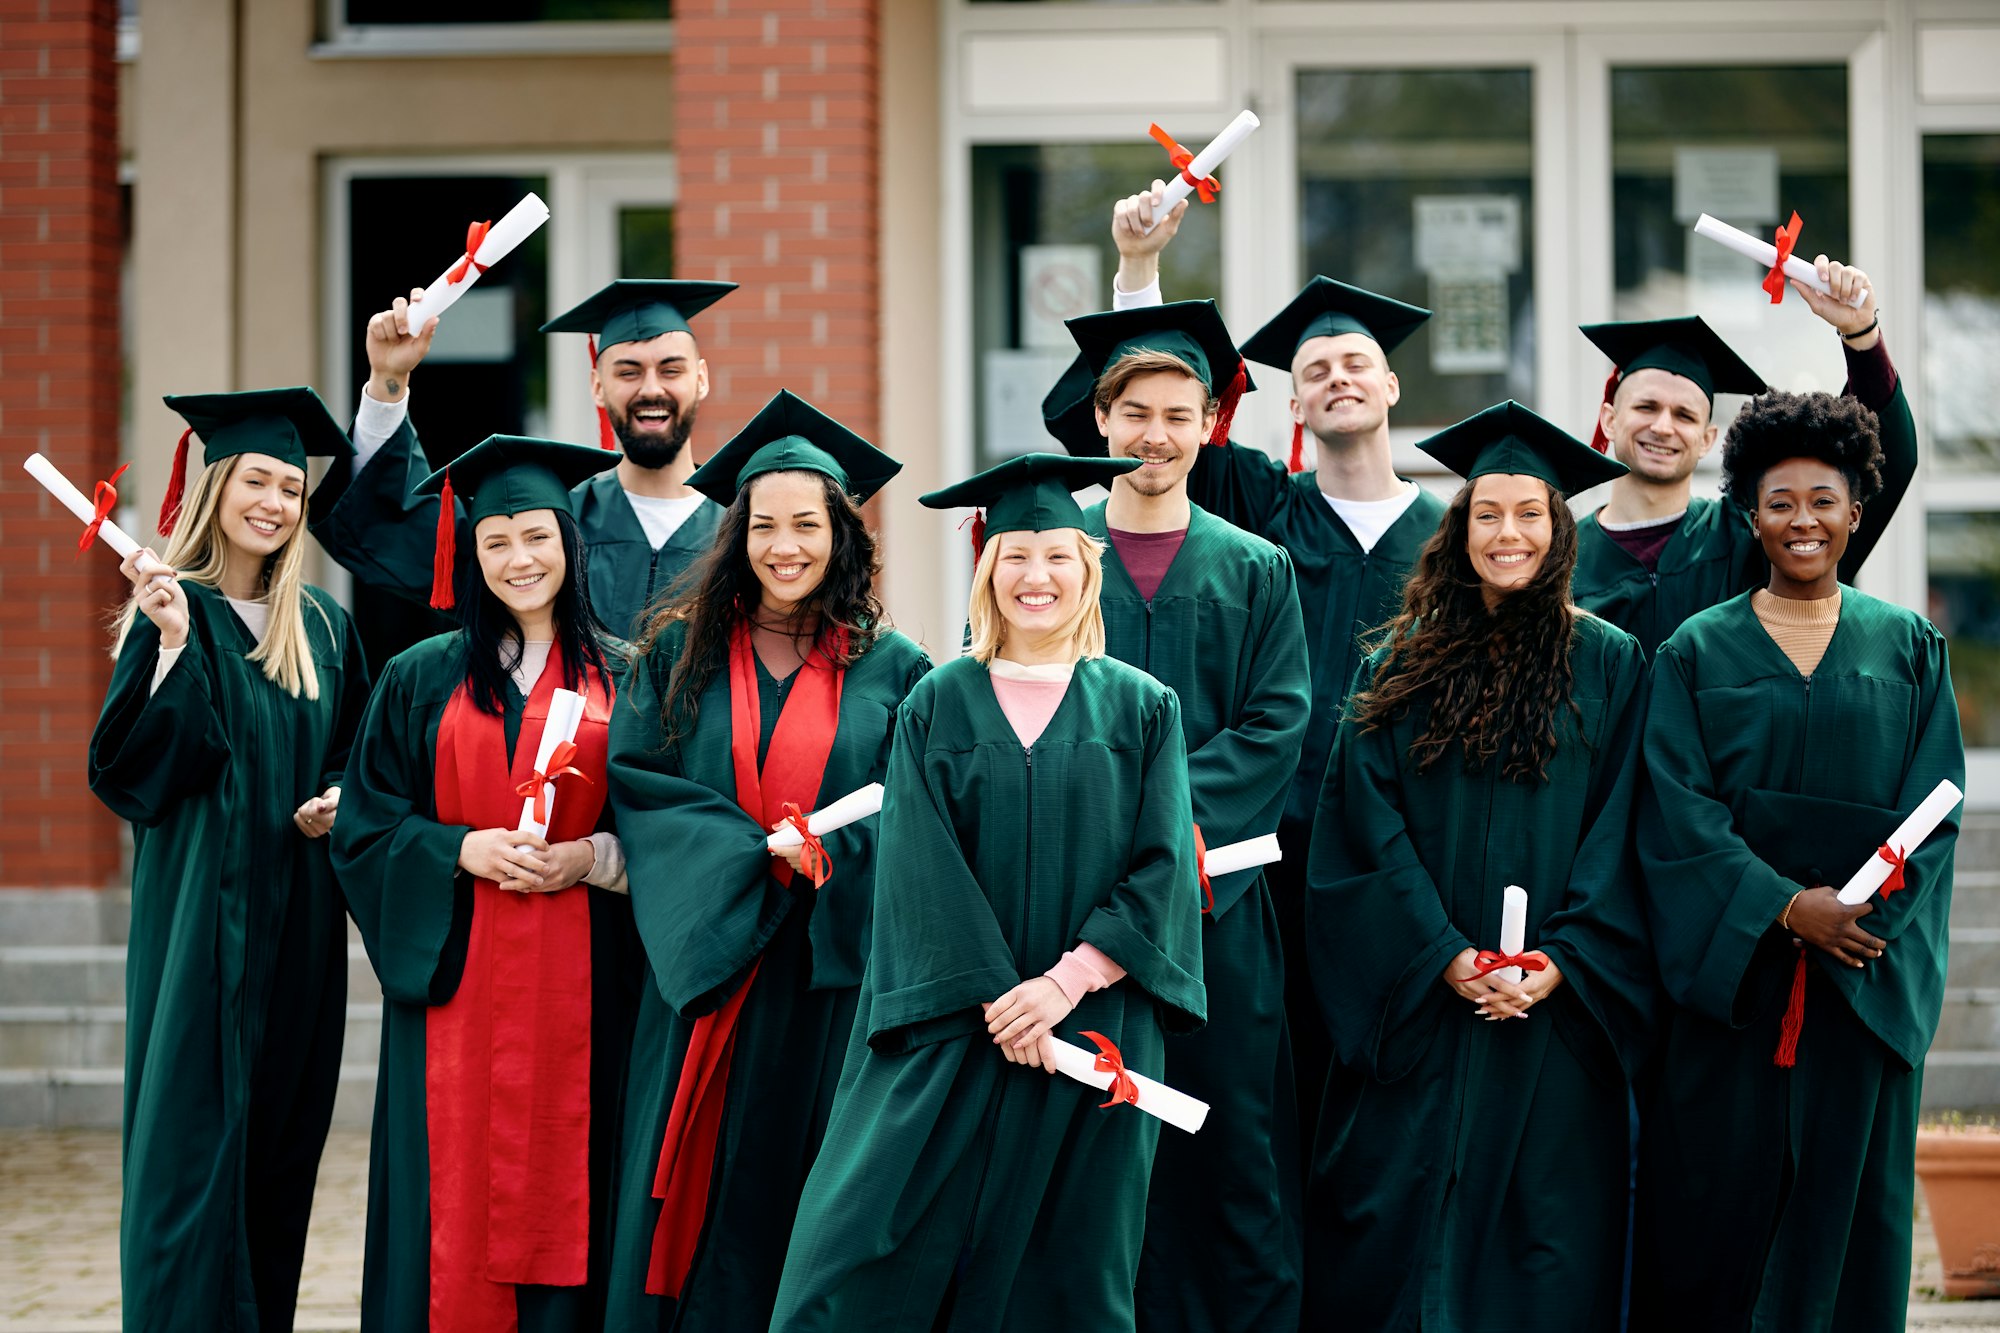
[1840,314,1880,343]
[1779,888,1806,932]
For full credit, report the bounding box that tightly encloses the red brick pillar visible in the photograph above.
[673,0,881,450]
[0,0,123,888]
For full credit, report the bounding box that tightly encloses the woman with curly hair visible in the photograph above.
[1632,391,1963,1331]
[601,392,931,1332]
[1300,401,1656,1331]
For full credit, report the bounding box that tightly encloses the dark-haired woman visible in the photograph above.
[601,392,930,1333]
[1301,403,1656,1331]
[332,436,637,1333]
[1632,391,1963,1332]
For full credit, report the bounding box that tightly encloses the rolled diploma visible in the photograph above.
[1144,109,1261,235]
[1836,779,1963,904]
[518,688,587,840]
[1201,833,1282,879]
[767,782,885,850]
[23,453,163,577]
[1495,885,1528,985]
[1050,1038,1209,1134]
[404,192,552,331]
[1691,214,1868,309]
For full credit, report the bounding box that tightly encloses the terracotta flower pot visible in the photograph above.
[1916,1128,2000,1300]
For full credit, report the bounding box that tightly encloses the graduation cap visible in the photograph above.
[920,453,1141,559]
[1063,300,1253,452]
[1040,355,1104,456]
[1578,316,1767,451]
[1416,400,1627,498]
[414,435,621,611]
[158,386,354,537]
[1239,278,1431,472]
[541,279,739,448]
[684,390,902,508]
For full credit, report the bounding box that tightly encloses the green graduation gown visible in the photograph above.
[330,632,639,1333]
[1186,441,1448,1134]
[1082,502,1312,1333]
[89,583,369,1333]
[1632,590,1963,1332]
[769,655,1206,1333]
[601,623,933,1333]
[311,419,723,638]
[1574,379,1918,660]
[1302,613,1655,1332]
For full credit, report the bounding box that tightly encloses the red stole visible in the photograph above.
[428,656,613,1333]
[646,620,846,1297]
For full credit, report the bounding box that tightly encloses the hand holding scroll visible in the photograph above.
[1443,947,1534,1020]
[120,547,188,649]
[1790,256,1879,343]
[985,977,1073,1071]
[1784,886,1883,969]
[365,287,439,405]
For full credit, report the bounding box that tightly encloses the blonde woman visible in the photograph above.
[770,453,1206,1333]
[89,387,371,1333]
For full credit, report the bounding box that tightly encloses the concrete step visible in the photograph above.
[1936,989,2000,1052]
[0,889,128,947]
[1920,1050,2000,1114]
[0,1004,381,1070]
[0,1064,378,1131]
[1951,814,2000,873]
[0,943,382,1008]
[1947,927,2000,989]
[1952,871,2000,928]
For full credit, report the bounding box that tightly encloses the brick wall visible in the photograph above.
[673,0,880,451]
[0,0,123,887]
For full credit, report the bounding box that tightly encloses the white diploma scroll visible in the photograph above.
[1200,833,1282,879]
[1494,885,1529,985]
[518,688,587,840]
[1836,779,1963,905]
[767,782,885,851]
[1144,110,1261,235]
[23,453,165,578]
[1051,1038,1209,1135]
[1691,214,1869,309]
[404,193,552,332]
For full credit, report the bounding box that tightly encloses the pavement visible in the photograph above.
[0,1126,1994,1331]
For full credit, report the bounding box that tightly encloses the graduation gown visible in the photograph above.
[311,418,724,638]
[1574,379,1918,660]
[89,583,369,1333]
[1082,502,1312,1333]
[1302,613,1655,1332]
[331,632,638,1333]
[769,655,1207,1333]
[1632,590,1962,1332]
[601,623,932,1333]
[1186,440,1448,1134]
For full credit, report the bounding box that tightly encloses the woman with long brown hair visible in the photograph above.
[601,392,931,1333]
[1300,402,1656,1330]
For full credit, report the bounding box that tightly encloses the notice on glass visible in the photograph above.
[984,348,1081,456]
[1414,195,1522,275]
[1427,270,1511,375]
[1020,245,1102,351]
[1672,147,1779,225]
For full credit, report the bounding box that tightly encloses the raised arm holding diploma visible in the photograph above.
[1693,213,1868,308]
[1142,109,1260,235]
[402,192,550,332]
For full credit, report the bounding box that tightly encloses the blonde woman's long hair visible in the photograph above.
[965,527,1107,665]
[111,454,330,699]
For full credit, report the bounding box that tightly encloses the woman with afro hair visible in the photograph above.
[1632,388,1964,1331]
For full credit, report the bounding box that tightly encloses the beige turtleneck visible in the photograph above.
[1752,587,1842,676]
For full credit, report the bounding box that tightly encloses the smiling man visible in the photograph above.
[1573,260,1916,660]
[1056,300,1310,1333]
[316,279,737,640]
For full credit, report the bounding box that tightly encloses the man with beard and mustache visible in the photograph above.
[317,279,736,639]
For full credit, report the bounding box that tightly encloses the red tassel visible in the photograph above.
[588,336,616,451]
[970,511,986,563]
[1774,943,1808,1068]
[1587,367,1622,454]
[1207,358,1246,449]
[1287,419,1306,474]
[429,467,457,612]
[157,427,193,536]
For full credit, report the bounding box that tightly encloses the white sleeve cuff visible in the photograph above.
[586,831,628,894]
[351,388,411,469]
[149,643,185,697]
[1112,275,1163,311]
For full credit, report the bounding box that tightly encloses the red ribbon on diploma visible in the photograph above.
[79,463,128,557]
[1148,124,1220,204]
[1471,949,1549,979]
[447,219,493,286]
[1762,211,1803,304]
[1876,843,1909,897]
[513,739,589,826]
[1081,1030,1140,1110]
[1193,823,1214,916]
[779,801,833,889]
